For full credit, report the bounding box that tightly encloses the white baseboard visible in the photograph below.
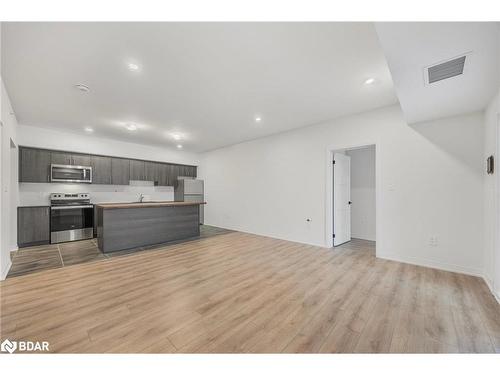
[378,252,500,305]
[483,276,500,304]
[1,258,12,281]
[208,224,500,304]
[204,222,327,248]
[377,252,483,278]
[10,246,18,252]
[351,235,376,242]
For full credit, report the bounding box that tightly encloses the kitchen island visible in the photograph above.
[95,201,206,253]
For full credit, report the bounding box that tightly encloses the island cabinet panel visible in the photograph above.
[130,160,145,181]
[18,206,50,247]
[19,147,51,182]
[91,155,112,184]
[97,205,200,253]
[144,161,159,184]
[111,158,130,185]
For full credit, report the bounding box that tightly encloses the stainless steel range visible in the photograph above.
[50,193,94,244]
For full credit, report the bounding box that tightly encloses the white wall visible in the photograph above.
[1,78,19,280]
[346,146,376,241]
[483,87,500,300]
[200,105,485,276]
[19,182,174,206]
[1,21,20,279]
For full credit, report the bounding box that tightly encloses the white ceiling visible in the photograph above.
[375,22,500,124]
[2,22,397,152]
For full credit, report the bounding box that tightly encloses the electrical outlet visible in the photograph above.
[429,236,438,247]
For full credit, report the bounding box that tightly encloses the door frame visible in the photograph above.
[325,141,381,252]
[332,152,351,246]
[495,113,500,300]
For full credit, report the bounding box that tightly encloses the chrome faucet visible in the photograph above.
[139,193,145,203]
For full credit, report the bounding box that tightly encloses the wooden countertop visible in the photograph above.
[96,201,206,209]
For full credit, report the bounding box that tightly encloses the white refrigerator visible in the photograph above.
[174,178,204,224]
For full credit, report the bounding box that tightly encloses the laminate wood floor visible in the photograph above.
[1,232,499,353]
[7,225,233,278]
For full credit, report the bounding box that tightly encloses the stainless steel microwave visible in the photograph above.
[51,164,92,183]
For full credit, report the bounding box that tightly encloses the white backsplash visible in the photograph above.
[19,181,175,206]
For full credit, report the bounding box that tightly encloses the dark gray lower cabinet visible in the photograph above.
[130,160,145,181]
[18,206,50,247]
[91,155,112,184]
[19,147,51,183]
[93,205,98,238]
[97,205,200,252]
[111,158,130,185]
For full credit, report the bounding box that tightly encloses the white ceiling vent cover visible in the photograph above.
[425,54,471,85]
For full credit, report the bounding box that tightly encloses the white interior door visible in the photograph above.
[333,152,351,246]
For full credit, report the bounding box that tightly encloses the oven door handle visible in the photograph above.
[51,205,94,210]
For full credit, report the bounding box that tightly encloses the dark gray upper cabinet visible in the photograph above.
[17,206,50,247]
[157,163,170,186]
[51,151,90,166]
[187,165,197,178]
[72,153,91,166]
[177,165,186,178]
[111,158,130,185]
[170,165,180,186]
[144,161,158,184]
[19,146,196,185]
[176,164,196,178]
[129,160,145,181]
[91,155,112,184]
[51,151,72,165]
[181,165,196,178]
[19,147,51,183]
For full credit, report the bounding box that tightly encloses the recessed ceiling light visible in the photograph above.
[128,63,140,71]
[75,84,90,92]
[364,78,376,85]
[172,134,181,141]
[125,123,137,131]
[84,127,94,133]
[176,144,183,149]
[255,116,262,123]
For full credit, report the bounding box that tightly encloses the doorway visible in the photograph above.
[329,144,377,248]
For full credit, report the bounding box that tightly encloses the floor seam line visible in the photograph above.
[58,244,65,267]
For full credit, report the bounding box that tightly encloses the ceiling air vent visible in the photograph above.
[426,55,467,84]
